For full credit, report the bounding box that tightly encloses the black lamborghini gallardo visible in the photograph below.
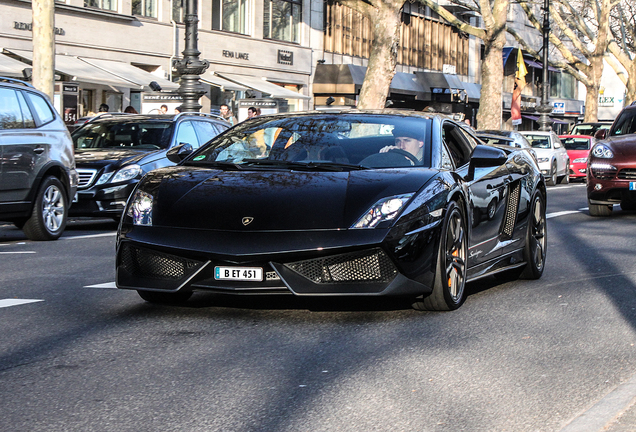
[116,111,547,311]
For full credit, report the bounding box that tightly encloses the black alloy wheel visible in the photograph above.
[520,190,547,279]
[413,201,468,311]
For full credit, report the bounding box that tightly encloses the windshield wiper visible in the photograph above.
[182,160,245,170]
[241,159,366,171]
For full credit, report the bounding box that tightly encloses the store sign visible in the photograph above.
[599,96,615,107]
[442,64,456,74]
[552,102,565,114]
[14,21,65,36]
[222,50,249,61]
[278,50,293,65]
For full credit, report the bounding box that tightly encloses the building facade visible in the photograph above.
[1,0,313,119]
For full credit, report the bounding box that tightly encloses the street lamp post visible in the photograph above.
[173,0,209,112]
[537,0,552,131]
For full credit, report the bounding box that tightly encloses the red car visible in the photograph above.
[587,104,636,216]
[559,135,595,180]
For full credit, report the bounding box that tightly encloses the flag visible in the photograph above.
[511,48,528,126]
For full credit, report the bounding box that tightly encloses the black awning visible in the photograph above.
[313,64,427,99]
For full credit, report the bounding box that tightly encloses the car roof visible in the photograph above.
[558,135,592,139]
[520,130,552,135]
[476,133,514,141]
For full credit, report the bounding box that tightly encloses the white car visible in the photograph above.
[520,130,570,185]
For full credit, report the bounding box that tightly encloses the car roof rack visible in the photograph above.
[173,112,229,122]
[0,76,35,88]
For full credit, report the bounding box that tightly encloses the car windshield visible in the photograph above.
[570,123,610,136]
[610,111,636,136]
[73,121,174,150]
[186,114,433,169]
[523,135,551,149]
[561,137,591,150]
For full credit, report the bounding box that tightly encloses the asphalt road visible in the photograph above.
[1,183,636,432]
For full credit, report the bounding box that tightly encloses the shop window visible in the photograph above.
[84,0,117,12]
[264,0,301,43]
[132,0,157,17]
[213,0,251,35]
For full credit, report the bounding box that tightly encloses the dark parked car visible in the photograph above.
[70,113,229,219]
[587,105,636,216]
[115,111,547,311]
[0,77,78,240]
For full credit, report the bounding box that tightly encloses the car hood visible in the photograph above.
[567,149,589,159]
[146,166,436,230]
[604,135,636,158]
[75,148,158,170]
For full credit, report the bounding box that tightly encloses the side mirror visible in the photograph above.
[468,145,508,180]
[167,143,193,163]
[594,129,607,140]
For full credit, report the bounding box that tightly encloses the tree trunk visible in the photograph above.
[475,35,506,129]
[357,1,402,110]
[32,0,55,101]
[626,63,636,106]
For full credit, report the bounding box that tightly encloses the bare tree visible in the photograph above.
[416,0,510,129]
[334,0,404,109]
[608,1,636,104]
[514,0,616,122]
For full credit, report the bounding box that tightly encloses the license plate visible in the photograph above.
[215,266,263,281]
[631,182,636,191]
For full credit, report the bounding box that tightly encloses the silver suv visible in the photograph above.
[0,77,78,240]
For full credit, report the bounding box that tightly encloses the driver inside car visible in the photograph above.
[379,126,425,164]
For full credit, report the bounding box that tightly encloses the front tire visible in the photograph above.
[588,199,613,217]
[137,290,193,305]
[519,190,547,280]
[413,201,468,311]
[547,162,557,186]
[23,176,68,241]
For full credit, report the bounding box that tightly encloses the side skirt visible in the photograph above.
[466,249,526,283]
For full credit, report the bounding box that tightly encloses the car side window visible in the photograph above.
[175,121,199,148]
[192,121,219,146]
[442,123,473,168]
[16,91,36,129]
[24,91,55,125]
[0,88,25,129]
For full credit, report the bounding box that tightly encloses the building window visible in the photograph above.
[172,0,184,23]
[84,0,117,11]
[264,0,301,43]
[133,0,157,17]
[212,0,251,35]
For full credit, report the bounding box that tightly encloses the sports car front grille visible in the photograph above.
[285,248,397,284]
[119,243,203,281]
[618,168,636,180]
[501,181,520,238]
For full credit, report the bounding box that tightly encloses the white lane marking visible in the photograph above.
[0,299,44,308]
[0,251,36,254]
[547,210,582,219]
[62,233,116,240]
[84,282,117,289]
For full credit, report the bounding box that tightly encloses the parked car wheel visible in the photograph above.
[23,176,68,241]
[137,290,193,305]
[558,169,570,184]
[547,161,558,186]
[413,201,468,311]
[588,199,613,217]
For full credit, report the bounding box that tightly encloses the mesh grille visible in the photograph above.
[285,249,397,284]
[618,168,636,180]
[502,181,520,238]
[591,166,617,180]
[77,169,98,189]
[120,243,203,281]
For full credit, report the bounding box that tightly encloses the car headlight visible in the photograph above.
[95,172,114,186]
[537,157,549,163]
[573,157,587,164]
[111,165,142,183]
[352,194,414,229]
[592,144,613,158]
[126,190,153,226]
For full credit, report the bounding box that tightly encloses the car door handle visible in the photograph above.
[33,147,45,154]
